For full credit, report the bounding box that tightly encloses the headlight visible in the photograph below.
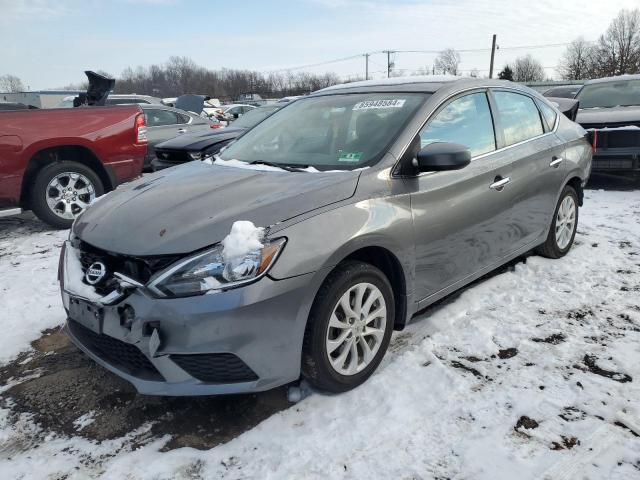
[147,238,286,297]
[188,152,204,161]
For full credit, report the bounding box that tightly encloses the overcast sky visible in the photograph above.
[1,0,638,90]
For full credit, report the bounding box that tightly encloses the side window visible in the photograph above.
[176,113,191,124]
[145,109,179,127]
[419,92,496,157]
[493,91,544,146]
[536,100,557,132]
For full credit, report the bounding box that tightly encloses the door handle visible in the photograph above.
[177,128,187,134]
[489,177,510,191]
[549,156,563,168]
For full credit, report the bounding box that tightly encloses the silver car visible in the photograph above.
[141,104,216,170]
[59,77,592,395]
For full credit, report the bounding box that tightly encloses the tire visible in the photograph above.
[30,161,104,229]
[536,185,579,259]
[302,261,395,393]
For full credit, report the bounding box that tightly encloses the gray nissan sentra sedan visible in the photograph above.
[59,77,592,395]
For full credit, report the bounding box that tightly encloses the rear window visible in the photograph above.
[145,109,179,127]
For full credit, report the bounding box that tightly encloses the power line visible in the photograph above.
[259,40,593,74]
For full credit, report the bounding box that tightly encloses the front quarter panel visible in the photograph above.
[268,192,414,297]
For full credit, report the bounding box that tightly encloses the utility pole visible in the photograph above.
[489,34,497,79]
[364,53,370,80]
[383,50,394,78]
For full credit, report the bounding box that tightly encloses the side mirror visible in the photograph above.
[412,142,471,172]
[233,112,239,119]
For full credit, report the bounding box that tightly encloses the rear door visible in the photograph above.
[487,89,566,249]
[144,109,187,159]
[410,90,516,303]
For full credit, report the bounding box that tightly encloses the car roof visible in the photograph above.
[311,76,536,96]
[584,74,640,85]
[223,103,255,108]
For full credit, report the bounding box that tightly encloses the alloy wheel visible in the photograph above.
[555,194,576,250]
[46,172,96,220]
[325,282,387,376]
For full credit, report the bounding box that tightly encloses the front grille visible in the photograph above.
[69,320,163,381]
[73,239,181,295]
[170,353,259,383]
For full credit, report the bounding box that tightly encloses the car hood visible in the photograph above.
[74,161,360,256]
[156,127,245,152]
[576,106,640,126]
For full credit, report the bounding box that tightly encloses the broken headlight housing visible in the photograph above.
[147,238,286,297]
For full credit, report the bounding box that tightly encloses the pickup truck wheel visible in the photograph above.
[30,161,104,229]
[301,261,394,393]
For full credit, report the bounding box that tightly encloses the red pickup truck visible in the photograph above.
[0,105,147,228]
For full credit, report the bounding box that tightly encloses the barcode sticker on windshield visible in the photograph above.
[353,99,406,110]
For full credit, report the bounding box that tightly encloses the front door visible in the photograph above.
[409,90,515,302]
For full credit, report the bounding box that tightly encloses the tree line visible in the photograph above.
[557,8,640,80]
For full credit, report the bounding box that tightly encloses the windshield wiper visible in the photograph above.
[249,160,310,172]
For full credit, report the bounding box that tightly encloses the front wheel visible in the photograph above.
[30,161,104,229]
[536,185,579,259]
[302,261,394,393]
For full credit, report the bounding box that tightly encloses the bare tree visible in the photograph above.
[594,8,640,76]
[558,38,597,80]
[512,55,545,82]
[0,74,25,92]
[113,57,341,99]
[434,48,461,75]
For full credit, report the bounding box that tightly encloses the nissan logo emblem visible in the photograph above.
[85,262,107,285]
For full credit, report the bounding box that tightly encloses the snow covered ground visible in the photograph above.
[0,189,639,479]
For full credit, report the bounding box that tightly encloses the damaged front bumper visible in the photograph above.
[59,241,318,396]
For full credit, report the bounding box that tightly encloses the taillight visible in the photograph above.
[135,113,148,144]
[591,129,598,153]
[210,124,223,129]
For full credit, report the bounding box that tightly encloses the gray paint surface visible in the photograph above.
[64,78,592,395]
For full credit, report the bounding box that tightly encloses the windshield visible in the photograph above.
[577,79,640,108]
[232,106,280,128]
[219,93,427,170]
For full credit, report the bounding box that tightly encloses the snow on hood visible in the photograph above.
[73,160,360,256]
[205,156,321,173]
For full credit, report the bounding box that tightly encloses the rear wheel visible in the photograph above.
[30,161,104,229]
[302,261,394,393]
[536,185,579,259]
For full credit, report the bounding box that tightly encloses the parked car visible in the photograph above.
[59,77,591,396]
[219,103,256,122]
[152,104,281,170]
[141,104,217,171]
[575,74,640,179]
[543,85,583,99]
[0,105,147,228]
